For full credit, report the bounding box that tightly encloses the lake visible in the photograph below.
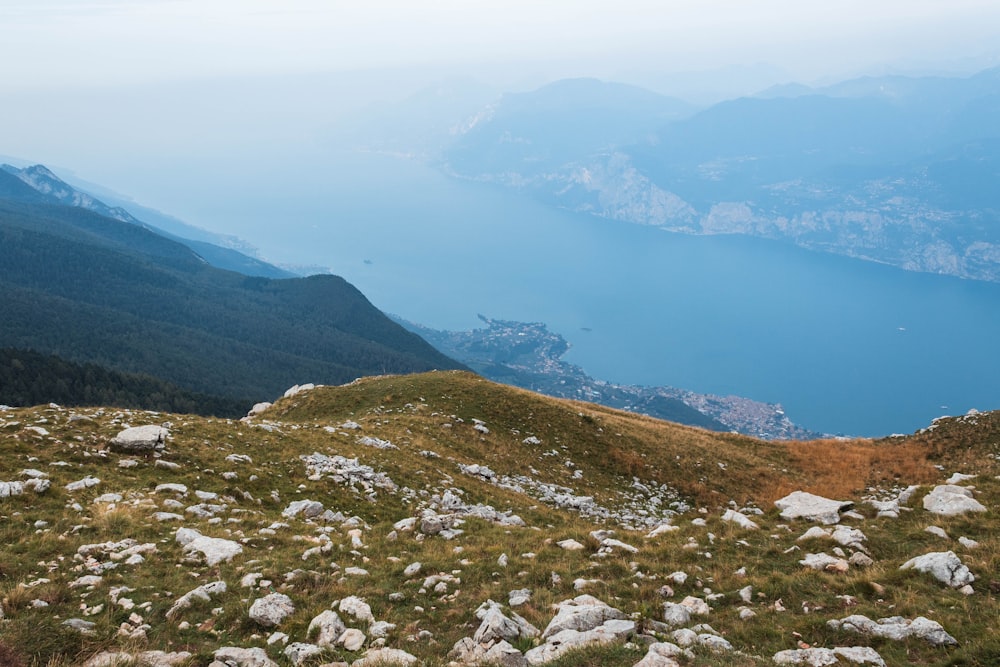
[215,151,1000,437]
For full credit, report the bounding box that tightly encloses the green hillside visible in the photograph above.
[0,194,465,403]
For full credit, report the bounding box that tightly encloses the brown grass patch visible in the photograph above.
[758,438,940,503]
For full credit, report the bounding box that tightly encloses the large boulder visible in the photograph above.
[899,551,975,588]
[773,646,885,666]
[922,485,987,516]
[774,491,853,524]
[307,609,346,648]
[110,425,168,453]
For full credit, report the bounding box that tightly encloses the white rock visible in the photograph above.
[175,528,242,566]
[829,614,957,646]
[632,642,684,667]
[958,536,980,549]
[283,642,321,666]
[339,627,366,651]
[799,553,849,573]
[352,648,418,666]
[925,525,949,539]
[339,595,375,624]
[212,646,278,667]
[282,499,324,519]
[775,491,852,524]
[541,595,625,639]
[403,561,421,576]
[66,476,100,492]
[166,581,227,620]
[556,538,586,551]
[155,483,188,495]
[945,472,976,484]
[721,509,759,529]
[110,425,168,452]
[899,551,974,588]
[774,646,885,666]
[307,609,346,648]
[923,485,987,516]
[249,593,295,627]
[661,603,692,628]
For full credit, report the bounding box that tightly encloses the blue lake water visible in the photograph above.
[233,151,1000,437]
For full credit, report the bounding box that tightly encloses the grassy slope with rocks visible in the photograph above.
[0,371,997,666]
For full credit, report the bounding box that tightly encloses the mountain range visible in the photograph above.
[440,68,1000,282]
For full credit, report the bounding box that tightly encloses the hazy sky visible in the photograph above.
[3,0,999,89]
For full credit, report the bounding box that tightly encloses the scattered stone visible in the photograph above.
[166,581,227,620]
[829,614,957,647]
[721,509,759,529]
[284,643,322,666]
[212,646,278,667]
[925,525,949,539]
[775,491,853,525]
[340,628,366,651]
[110,425,168,452]
[339,595,375,625]
[403,561,422,576]
[959,536,980,549]
[352,648,418,666]
[923,485,987,516]
[66,476,101,492]
[282,499,324,519]
[899,551,974,588]
[308,609,347,648]
[556,538,585,551]
[661,603,692,628]
[773,646,885,666]
[541,594,626,639]
[633,642,685,667]
[249,593,295,627]
[800,553,850,574]
[82,651,193,667]
[509,588,532,607]
[175,527,242,566]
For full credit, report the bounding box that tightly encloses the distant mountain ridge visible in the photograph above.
[1,163,294,279]
[0,173,466,404]
[442,67,1000,282]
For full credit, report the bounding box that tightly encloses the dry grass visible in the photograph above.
[757,438,941,503]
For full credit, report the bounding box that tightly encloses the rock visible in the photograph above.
[308,609,347,647]
[352,648,418,666]
[945,472,976,484]
[0,481,24,497]
[66,476,101,492]
[923,485,987,516]
[525,619,635,664]
[556,538,586,550]
[283,643,322,666]
[828,614,958,646]
[509,588,532,607]
[680,596,711,616]
[773,647,885,666]
[212,646,278,667]
[830,526,868,551]
[166,581,227,620]
[775,491,852,524]
[338,595,375,625]
[62,618,96,634]
[82,651,193,667]
[403,561,421,576]
[721,509,759,529]
[541,594,626,639]
[899,551,974,588]
[632,642,685,667]
[925,525,949,539]
[110,425,168,452]
[661,603,692,628]
[155,483,188,495]
[339,628,366,651]
[282,499,324,519]
[283,383,315,398]
[249,593,295,627]
[959,536,980,549]
[800,553,850,573]
[175,528,242,566]
[247,402,272,417]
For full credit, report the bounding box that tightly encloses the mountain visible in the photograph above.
[0,347,247,417]
[0,371,996,666]
[399,315,819,440]
[1,163,294,279]
[0,182,465,404]
[442,68,1000,282]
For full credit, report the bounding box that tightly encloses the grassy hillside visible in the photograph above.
[1,371,996,666]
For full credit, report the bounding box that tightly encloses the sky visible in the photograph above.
[2,0,1000,90]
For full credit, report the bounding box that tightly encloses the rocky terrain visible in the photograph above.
[1,371,997,666]
[401,317,819,440]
